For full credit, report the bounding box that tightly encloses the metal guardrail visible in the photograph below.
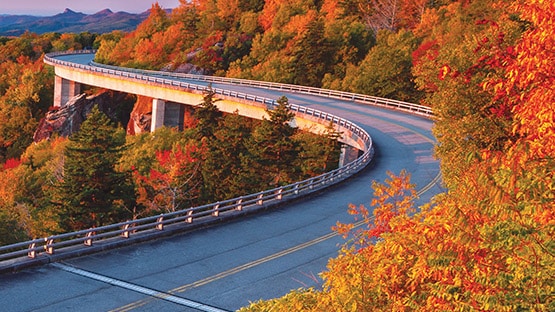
[0,50,431,272]
[87,61,433,117]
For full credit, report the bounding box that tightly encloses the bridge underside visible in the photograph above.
[52,66,366,162]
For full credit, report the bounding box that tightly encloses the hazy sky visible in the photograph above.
[1,0,181,16]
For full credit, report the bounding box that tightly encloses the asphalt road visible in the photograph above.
[0,55,444,312]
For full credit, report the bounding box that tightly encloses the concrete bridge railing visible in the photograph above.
[0,50,431,273]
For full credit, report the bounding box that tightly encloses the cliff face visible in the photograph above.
[126,95,153,135]
[34,90,146,142]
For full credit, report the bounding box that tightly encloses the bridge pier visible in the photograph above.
[53,76,80,107]
[151,98,166,132]
[151,99,185,132]
[339,144,361,167]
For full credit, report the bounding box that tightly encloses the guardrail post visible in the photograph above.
[45,238,54,255]
[185,209,193,223]
[84,230,95,246]
[236,198,243,211]
[121,223,131,238]
[156,216,164,230]
[276,188,283,200]
[212,203,220,217]
[28,243,37,259]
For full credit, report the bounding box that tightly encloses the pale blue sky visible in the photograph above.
[1,0,181,16]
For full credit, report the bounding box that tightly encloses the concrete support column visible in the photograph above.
[339,144,361,167]
[151,98,166,132]
[164,102,185,130]
[53,76,81,107]
[339,144,347,168]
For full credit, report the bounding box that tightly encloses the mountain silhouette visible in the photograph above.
[0,8,162,36]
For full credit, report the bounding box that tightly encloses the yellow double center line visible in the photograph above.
[111,231,338,312]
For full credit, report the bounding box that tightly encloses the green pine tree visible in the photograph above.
[200,112,257,201]
[194,84,223,140]
[291,17,334,87]
[295,121,342,178]
[248,96,299,186]
[54,106,134,231]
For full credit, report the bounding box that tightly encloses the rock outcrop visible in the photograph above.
[126,95,153,135]
[33,90,139,142]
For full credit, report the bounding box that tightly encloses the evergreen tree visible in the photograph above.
[343,29,421,102]
[0,208,28,245]
[295,121,342,178]
[194,84,223,140]
[54,106,134,231]
[291,17,334,87]
[201,112,256,201]
[248,96,299,186]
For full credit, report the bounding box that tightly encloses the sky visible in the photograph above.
[1,0,181,16]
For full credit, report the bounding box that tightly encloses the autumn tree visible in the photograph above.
[0,162,31,245]
[51,33,84,51]
[227,1,322,84]
[412,0,522,187]
[0,136,72,243]
[120,126,193,176]
[19,137,69,236]
[93,31,125,65]
[95,3,176,69]
[0,55,53,162]
[320,8,374,90]
[53,106,134,231]
[134,143,202,213]
[240,0,555,310]
[119,126,199,218]
[463,0,555,307]
[349,0,435,34]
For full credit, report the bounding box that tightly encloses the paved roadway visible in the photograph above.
[1,55,444,311]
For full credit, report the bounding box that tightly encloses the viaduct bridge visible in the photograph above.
[48,51,369,153]
[0,51,442,311]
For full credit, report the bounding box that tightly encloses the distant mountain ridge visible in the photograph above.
[0,8,166,36]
